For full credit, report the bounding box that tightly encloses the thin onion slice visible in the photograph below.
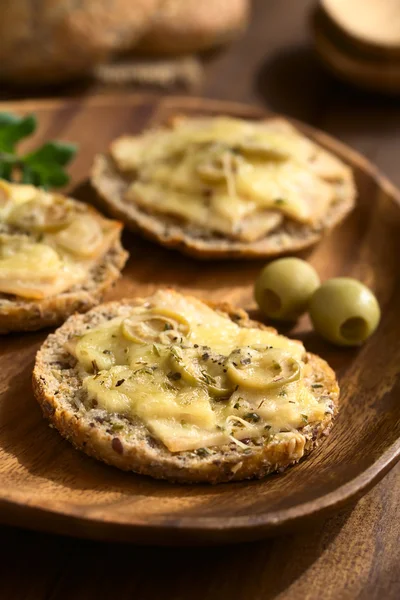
[53,215,104,257]
[226,346,300,391]
[121,308,190,345]
[8,197,73,232]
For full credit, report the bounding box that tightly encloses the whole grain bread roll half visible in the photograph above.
[91,115,356,260]
[33,294,339,484]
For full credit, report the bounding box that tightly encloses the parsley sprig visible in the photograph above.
[0,112,77,188]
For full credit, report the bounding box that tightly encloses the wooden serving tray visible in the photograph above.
[0,95,399,545]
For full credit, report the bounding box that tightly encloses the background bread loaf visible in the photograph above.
[0,0,250,85]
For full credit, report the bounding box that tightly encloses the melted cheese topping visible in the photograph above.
[69,290,330,453]
[0,180,122,299]
[112,116,349,242]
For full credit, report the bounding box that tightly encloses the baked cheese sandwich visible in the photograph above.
[0,180,128,333]
[91,115,356,259]
[33,289,339,483]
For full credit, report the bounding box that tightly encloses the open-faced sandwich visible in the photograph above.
[0,180,128,333]
[91,115,356,259]
[33,289,339,483]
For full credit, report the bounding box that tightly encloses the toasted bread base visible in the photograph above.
[0,240,128,334]
[91,143,356,261]
[33,295,339,483]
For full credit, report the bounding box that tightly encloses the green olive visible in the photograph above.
[255,258,320,321]
[309,278,380,346]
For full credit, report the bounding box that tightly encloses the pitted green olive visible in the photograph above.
[255,258,320,321]
[309,278,380,346]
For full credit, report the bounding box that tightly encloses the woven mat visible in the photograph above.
[94,55,203,90]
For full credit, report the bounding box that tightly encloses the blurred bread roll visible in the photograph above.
[135,0,250,55]
[0,0,161,84]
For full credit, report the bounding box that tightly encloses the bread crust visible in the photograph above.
[90,117,356,260]
[135,0,250,56]
[0,240,128,334]
[33,292,339,484]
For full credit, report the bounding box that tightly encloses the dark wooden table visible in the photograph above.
[1,1,400,598]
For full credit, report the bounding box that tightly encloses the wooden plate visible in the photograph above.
[1,95,400,545]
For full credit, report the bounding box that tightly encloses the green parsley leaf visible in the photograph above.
[24,141,77,167]
[0,162,12,180]
[0,112,77,189]
[0,113,36,153]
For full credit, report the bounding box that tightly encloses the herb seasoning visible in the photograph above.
[244,412,261,423]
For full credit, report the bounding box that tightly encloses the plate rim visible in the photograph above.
[1,93,400,542]
[1,434,400,538]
